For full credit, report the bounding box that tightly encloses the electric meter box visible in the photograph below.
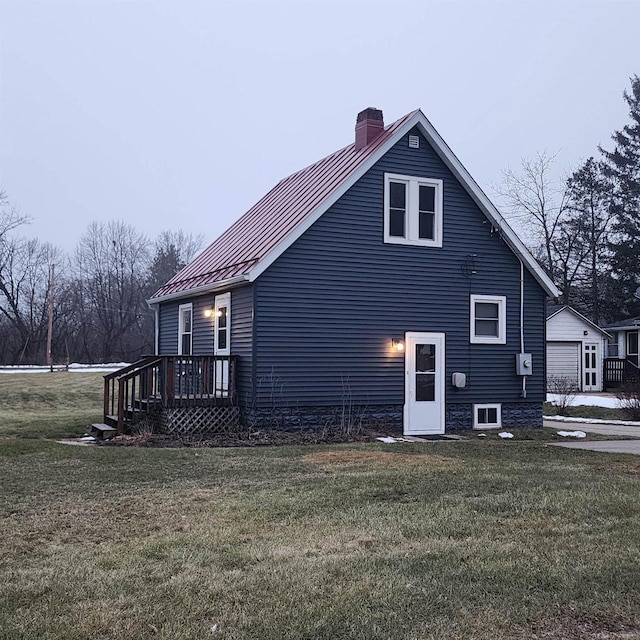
[516,353,532,376]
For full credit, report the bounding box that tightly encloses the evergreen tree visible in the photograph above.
[600,75,640,319]
[563,157,614,324]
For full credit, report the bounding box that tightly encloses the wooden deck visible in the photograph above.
[603,358,640,389]
[104,355,237,433]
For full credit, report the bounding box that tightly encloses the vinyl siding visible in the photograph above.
[547,309,599,341]
[157,285,253,394]
[253,127,547,408]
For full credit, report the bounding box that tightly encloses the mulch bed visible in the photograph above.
[101,427,394,448]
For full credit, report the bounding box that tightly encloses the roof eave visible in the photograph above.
[247,109,560,298]
[410,113,561,298]
[147,275,250,306]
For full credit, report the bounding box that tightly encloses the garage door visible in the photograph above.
[546,342,580,387]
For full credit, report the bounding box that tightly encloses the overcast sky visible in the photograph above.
[1,0,639,253]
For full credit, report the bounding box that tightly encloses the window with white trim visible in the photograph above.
[627,330,638,367]
[470,295,506,344]
[178,303,193,355]
[473,403,502,429]
[384,173,443,247]
[214,292,231,356]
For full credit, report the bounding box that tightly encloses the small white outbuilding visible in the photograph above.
[546,305,611,392]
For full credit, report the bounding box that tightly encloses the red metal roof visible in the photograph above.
[151,110,418,300]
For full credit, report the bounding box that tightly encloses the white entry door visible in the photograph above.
[583,343,599,392]
[404,332,445,435]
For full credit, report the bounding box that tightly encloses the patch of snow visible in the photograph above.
[376,436,410,443]
[477,433,487,438]
[544,415,640,426]
[0,362,129,374]
[556,430,587,438]
[498,432,514,439]
[546,393,620,409]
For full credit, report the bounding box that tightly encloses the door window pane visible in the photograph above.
[182,308,192,332]
[416,343,435,372]
[416,374,435,401]
[218,306,227,329]
[181,333,191,356]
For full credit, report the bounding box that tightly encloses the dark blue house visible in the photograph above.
[109,107,559,436]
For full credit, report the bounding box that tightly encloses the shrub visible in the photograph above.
[616,382,640,421]
[547,375,579,416]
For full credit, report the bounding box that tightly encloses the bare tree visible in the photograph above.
[493,151,570,286]
[72,220,152,362]
[0,236,61,362]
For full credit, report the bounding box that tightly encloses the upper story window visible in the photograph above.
[214,292,231,356]
[470,295,506,344]
[178,303,193,355]
[384,173,443,247]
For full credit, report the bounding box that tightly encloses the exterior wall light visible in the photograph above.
[392,339,405,352]
[204,308,214,318]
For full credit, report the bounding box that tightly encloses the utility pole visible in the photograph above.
[46,263,55,371]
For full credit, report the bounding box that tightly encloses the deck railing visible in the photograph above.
[104,355,237,434]
[603,358,640,389]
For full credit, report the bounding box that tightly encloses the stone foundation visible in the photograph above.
[244,401,543,432]
[243,404,403,432]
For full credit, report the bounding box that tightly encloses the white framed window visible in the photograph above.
[627,330,639,367]
[177,303,193,355]
[473,403,502,429]
[214,292,231,356]
[470,295,506,344]
[384,173,443,247]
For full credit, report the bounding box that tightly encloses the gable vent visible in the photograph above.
[408,135,420,149]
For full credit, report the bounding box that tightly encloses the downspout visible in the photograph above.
[520,258,526,399]
[155,306,159,356]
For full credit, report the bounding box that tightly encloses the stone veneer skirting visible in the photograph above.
[243,401,543,432]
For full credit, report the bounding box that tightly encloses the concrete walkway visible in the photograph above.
[544,418,640,437]
[550,440,640,454]
[544,418,640,455]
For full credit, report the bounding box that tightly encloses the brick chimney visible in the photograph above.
[355,107,384,151]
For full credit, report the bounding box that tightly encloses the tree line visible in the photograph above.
[0,209,202,364]
[495,74,640,325]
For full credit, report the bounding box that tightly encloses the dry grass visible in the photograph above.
[2,373,640,639]
[302,449,460,469]
[0,371,103,438]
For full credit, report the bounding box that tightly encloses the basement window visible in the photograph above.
[473,403,502,429]
[384,173,443,247]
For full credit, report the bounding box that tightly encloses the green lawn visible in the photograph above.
[1,374,640,639]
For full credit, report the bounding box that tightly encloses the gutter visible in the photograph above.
[146,275,251,306]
